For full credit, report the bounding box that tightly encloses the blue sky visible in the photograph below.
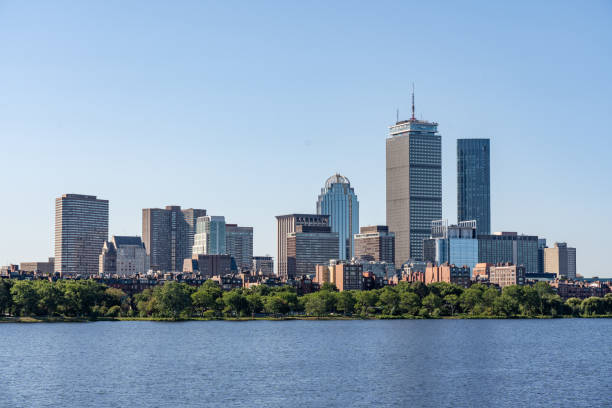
[0,1,611,276]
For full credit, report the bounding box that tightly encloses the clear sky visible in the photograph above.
[1,1,611,276]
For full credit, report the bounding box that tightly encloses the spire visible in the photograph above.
[411,83,415,120]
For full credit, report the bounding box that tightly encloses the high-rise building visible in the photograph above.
[276,214,330,278]
[423,220,478,272]
[225,224,253,270]
[193,216,226,256]
[286,225,339,279]
[478,232,538,274]
[142,206,206,272]
[457,139,491,235]
[99,236,149,276]
[544,242,576,279]
[55,194,109,276]
[183,254,232,278]
[316,174,359,260]
[252,256,274,276]
[354,226,395,265]
[386,97,441,265]
[537,238,547,274]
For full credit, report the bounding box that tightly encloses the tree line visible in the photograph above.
[1,278,611,320]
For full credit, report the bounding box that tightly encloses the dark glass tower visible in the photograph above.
[457,139,490,235]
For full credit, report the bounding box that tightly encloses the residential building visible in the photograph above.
[314,260,363,291]
[357,260,396,279]
[183,254,232,278]
[55,194,109,276]
[20,258,55,275]
[252,256,274,276]
[425,263,471,287]
[478,232,538,274]
[489,264,526,288]
[423,220,478,272]
[99,236,149,276]
[550,279,610,300]
[193,216,226,255]
[472,263,493,280]
[386,97,442,265]
[316,174,359,260]
[276,214,330,279]
[142,206,206,272]
[354,225,395,264]
[286,225,339,279]
[457,139,491,235]
[544,242,577,279]
[225,224,253,270]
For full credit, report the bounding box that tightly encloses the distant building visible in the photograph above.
[544,242,577,279]
[20,258,55,275]
[425,263,471,287]
[55,194,109,276]
[478,232,538,274]
[386,101,442,266]
[457,139,491,235]
[356,260,396,279]
[142,206,206,272]
[225,224,253,270]
[550,279,610,300]
[354,225,395,265]
[252,256,274,276]
[99,236,149,276]
[489,264,525,288]
[314,260,363,291]
[316,174,359,260]
[193,216,226,256]
[423,220,478,272]
[286,225,339,279]
[472,263,493,280]
[184,254,232,278]
[276,214,330,279]
[537,238,547,274]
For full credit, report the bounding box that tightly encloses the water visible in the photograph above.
[0,319,610,407]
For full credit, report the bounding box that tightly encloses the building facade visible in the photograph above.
[386,111,442,265]
[252,256,274,276]
[544,242,577,279]
[478,232,538,274]
[20,258,55,275]
[457,139,491,235]
[276,214,330,279]
[99,236,149,276]
[183,254,232,278]
[354,225,395,264]
[55,194,109,276]
[286,225,339,279]
[314,260,363,291]
[537,238,547,274]
[193,216,226,256]
[425,263,471,287]
[225,224,253,270]
[489,264,526,288]
[142,206,206,272]
[316,174,359,260]
[423,220,478,272]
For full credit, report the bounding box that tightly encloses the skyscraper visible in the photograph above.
[478,232,539,274]
[457,139,491,235]
[193,216,226,255]
[286,225,339,279]
[544,242,577,279]
[225,224,253,270]
[316,174,359,260]
[423,220,478,272]
[55,194,109,276]
[386,95,441,265]
[354,226,395,264]
[142,206,206,272]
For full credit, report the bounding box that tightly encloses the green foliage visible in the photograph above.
[154,282,194,319]
[10,281,39,316]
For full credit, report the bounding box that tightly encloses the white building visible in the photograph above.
[99,236,149,276]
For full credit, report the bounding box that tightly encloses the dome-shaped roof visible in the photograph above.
[325,173,350,189]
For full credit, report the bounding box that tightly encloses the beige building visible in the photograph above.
[489,264,525,288]
[20,258,55,275]
[99,236,149,276]
[314,260,363,291]
[544,242,576,279]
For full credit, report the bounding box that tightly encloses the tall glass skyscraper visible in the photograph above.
[193,216,226,255]
[457,139,491,235]
[316,174,359,260]
[386,110,442,265]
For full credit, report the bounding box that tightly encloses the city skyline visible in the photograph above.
[1,2,611,276]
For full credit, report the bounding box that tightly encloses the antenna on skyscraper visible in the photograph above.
[411,83,415,120]
[396,109,399,123]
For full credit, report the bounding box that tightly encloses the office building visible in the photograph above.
[356,259,396,279]
[183,254,232,278]
[252,256,274,276]
[425,263,471,287]
[489,264,526,288]
[20,258,55,275]
[99,236,149,276]
[314,260,363,291]
[55,194,109,276]
[457,139,491,235]
[316,174,359,260]
[478,232,538,274]
[193,216,226,256]
[544,242,577,279]
[423,220,478,272]
[386,97,442,265]
[276,214,330,279]
[142,206,206,272]
[286,225,339,279]
[225,224,253,270]
[354,225,395,265]
[537,238,547,274]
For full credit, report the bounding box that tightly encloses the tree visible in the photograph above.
[264,296,289,315]
[223,290,248,317]
[191,281,222,316]
[245,293,263,315]
[354,290,378,315]
[422,293,442,315]
[304,294,327,316]
[10,281,39,316]
[565,297,582,316]
[581,297,605,316]
[399,292,420,316]
[443,294,459,316]
[378,288,400,315]
[460,288,483,315]
[336,291,355,315]
[0,280,11,315]
[493,294,519,317]
[155,282,193,319]
[320,282,337,292]
[34,280,63,316]
[519,286,539,316]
